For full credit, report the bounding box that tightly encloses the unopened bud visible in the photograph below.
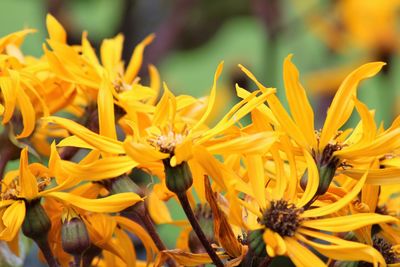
[61,217,90,255]
[22,199,51,240]
[107,175,143,196]
[163,159,193,194]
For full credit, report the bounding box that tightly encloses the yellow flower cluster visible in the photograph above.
[0,14,400,267]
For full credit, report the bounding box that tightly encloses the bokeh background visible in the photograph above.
[2,0,400,266]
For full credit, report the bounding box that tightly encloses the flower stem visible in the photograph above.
[35,237,60,267]
[258,256,272,267]
[73,254,82,267]
[177,193,224,267]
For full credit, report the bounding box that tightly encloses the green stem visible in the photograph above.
[177,193,224,267]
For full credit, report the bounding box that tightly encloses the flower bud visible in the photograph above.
[163,159,193,194]
[248,229,267,257]
[106,175,143,196]
[61,217,90,256]
[22,199,51,240]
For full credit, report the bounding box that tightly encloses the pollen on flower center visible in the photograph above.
[149,130,186,155]
[359,237,399,266]
[1,176,51,200]
[261,200,304,237]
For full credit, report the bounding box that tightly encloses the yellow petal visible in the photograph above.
[19,148,38,199]
[171,139,193,167]
[263,229,287,257]
[123,137,169,164]
[15,79,36,138]
[59,155,138,181]
[98,77,117,140]
[47,192,143,213]
[344,167,400,185]
[100,34,123,74]
[297,229,385,266]
[0,76,16,123]
[302,171,367,218]
[155,249,227,267]
[285,236,326,267]
[46,14,67,43]
[148,191,173,224]
[353,97,376,144]
[44,116,124,154]
[116,216,157,264]
[81,32,100,65]
[319,62,385,149]
[57,135,94,150]
[246,155,266,209]
[113,227,136,266]
[189,62,223,134]
[335,128,400,159]
[283,54,316,149]
[302,213,397,232]
[124,34,155,84]
[0,201,25,241]
[297,150,319,208]
[206,132,278,156]
[149,64,160,103]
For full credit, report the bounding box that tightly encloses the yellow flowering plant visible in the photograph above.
[0,13,400,267]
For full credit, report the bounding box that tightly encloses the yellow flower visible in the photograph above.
[300,0,400,53]
[240,55,400,194]
[0,147,143,247]
[232,152,397,266]
[44,63,278,193]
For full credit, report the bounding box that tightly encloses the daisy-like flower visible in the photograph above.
[0,147,143,251]
[44,63,278,194]
[231,151,397,267]
[239,55,400,198]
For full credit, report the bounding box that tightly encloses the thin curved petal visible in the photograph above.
[124,34,155,83]
[47,192,143,213]
[0,201,25,242]
[98,77,117,140]
[284,236,326,267]
[44,116,124,154]
[296,230,385,266]
[302,213,397,232]
[283,54,316,149]
[297,150,319,208]
[46,14,67,43]
[116,216,157,264]
[189,62,223,134]
[320,62,385,149]
[59,155,137,181]
[302,171,367,218]
[19,148,38,199]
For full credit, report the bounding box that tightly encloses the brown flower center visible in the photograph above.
[261,200,303,237]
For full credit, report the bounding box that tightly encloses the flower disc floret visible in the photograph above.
[261,200,304,237]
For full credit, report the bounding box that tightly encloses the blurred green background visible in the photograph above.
[2,0,400,266]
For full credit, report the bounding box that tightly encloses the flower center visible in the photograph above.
[261,200,303,237]
[373,237,399,264]
[148,126,188,155]
[1,176,51,200]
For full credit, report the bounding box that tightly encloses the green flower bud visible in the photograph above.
[248,229,267,257]
[22,199,51,240]
[106,175,143,196]
[61,217,90,256]
[163,159,193,194]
